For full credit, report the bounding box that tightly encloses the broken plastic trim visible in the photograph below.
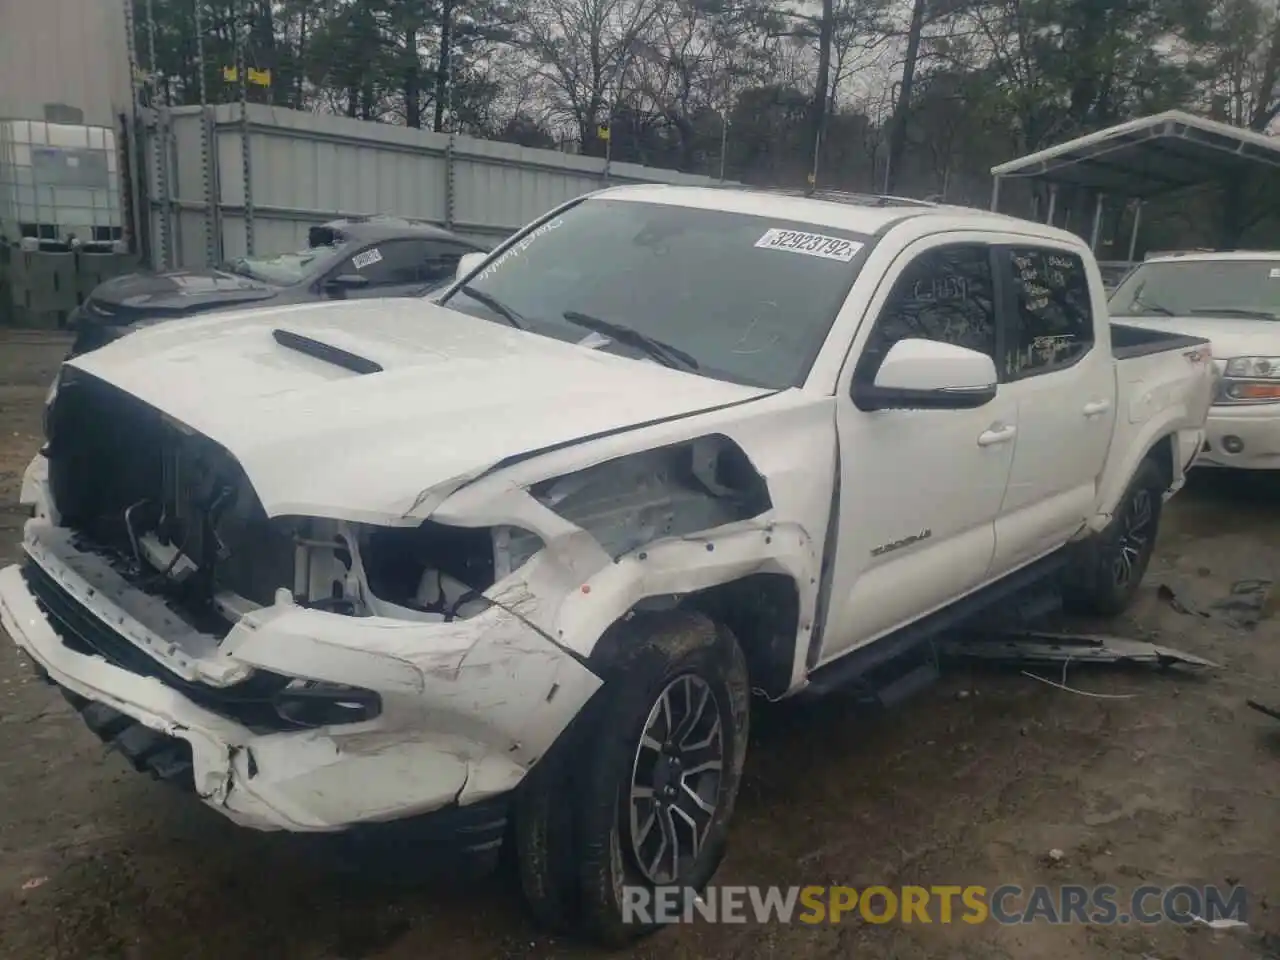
[528,434,772,559]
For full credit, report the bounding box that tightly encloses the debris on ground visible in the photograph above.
[1158,583,1206,617]
[20,877,47,891]
[1158,579,1273,629]
[942,632,1219,669]
[1246,698,1280,722]
[1209,579,1273,629]
[1191,913,1249,931]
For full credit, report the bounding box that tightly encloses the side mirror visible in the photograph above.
[323,274,370,297]
[853,338,998,411]
[454,251,487,282]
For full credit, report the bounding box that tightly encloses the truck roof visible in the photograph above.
[593,183,1086,248]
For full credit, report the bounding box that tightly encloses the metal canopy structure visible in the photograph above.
[991,110,1280,198]
[989,110,1280,255]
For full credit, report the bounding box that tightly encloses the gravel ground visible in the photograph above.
[1,328,1279,960]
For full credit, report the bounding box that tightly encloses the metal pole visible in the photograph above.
[195,0,217,266]
[236,0,254,256]
[1089,192,1104,252]
[144,0,170,269]
[1046,185,1057,225]
[1127,200,1143,262]
[603,110,613,184]
[989,175,1001,212]
[121,0,143,257]
[718,110,728,182]
[444,48,456,229]
[810,126,822,193]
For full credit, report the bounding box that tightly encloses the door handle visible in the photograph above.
[1082,399,1112,417]
[977,424,1017,446]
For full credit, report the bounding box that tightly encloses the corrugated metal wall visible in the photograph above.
[146,103,737,269]
[0,0,131,128]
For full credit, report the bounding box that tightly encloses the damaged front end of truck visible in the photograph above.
[2,348,831,854]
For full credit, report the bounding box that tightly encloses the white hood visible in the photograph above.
[66,299,772,523]
[1113,314,1280,365]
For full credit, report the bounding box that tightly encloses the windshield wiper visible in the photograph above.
[561,310,700,371]
[1188,307,1279,320]
[457,285,527,329]
[1129,294,1174,316]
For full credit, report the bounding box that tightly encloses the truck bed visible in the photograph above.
[1111,321,1210,359]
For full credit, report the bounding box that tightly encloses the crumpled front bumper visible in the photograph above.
[0,526,602,834]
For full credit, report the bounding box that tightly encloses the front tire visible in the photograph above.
[570,610,750,946]
[1065,457,1165,617]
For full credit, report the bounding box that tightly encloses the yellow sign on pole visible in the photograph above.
[597,124,611,142]
[222,66,271,87]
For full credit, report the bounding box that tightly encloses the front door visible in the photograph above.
[817,239,1018,665]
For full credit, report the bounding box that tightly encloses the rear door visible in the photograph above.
[989,244,1116,575]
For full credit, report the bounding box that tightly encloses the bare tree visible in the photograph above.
[518,0,664,151]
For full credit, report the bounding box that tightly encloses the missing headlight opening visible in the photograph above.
[358,520,544,620]
[529,434,773,558]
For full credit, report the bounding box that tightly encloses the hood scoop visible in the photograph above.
[272,328,384,375]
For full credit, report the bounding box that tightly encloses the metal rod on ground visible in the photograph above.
[1089,192,1104,252]
[1128,200,1143,261]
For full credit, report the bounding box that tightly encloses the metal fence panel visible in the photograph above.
[141,103,735,269]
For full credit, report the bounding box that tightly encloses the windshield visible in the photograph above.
[227,240,349,285]
[1109,259,1280,320]
[438,197,871,388]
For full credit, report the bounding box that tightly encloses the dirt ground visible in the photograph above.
[2,329,1280,960]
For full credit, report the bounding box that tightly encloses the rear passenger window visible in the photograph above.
[859,244,996,379]
[1004,248,1094,378]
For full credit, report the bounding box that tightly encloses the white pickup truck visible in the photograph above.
[1109,250,1280,469]
[2,185,1213,945]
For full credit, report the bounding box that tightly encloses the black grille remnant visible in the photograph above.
[45,371,295,616]
[60,687,196,791]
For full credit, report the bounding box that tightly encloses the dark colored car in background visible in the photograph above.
[66,216,490,356]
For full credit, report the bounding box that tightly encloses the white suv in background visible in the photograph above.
[1110,250,1280,469]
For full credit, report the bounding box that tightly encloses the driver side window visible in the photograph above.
[855,244,997,383]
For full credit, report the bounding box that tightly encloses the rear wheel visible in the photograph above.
[1065,457,1165,617]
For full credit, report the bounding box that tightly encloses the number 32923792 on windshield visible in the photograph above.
[755,228,864,263]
